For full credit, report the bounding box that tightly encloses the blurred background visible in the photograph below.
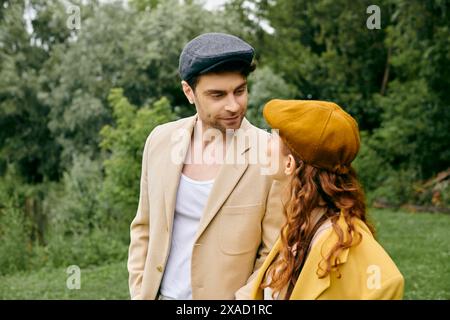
[0,0,449,299]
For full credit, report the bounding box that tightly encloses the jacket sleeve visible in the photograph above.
[235,179,285,299]
[365,274,405,300]
[127,127,158,300]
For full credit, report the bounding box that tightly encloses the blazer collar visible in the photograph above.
[163,114,253,240]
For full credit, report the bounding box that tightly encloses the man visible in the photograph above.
[127,33,284,300]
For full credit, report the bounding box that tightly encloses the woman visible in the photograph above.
[251,99,404,300]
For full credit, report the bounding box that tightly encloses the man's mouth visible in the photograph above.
[222,115,240,121]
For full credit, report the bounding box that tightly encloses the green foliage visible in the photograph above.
[129,0,161,11]
[44,228,127,269]
[246,66,297,129]
[251,0,391,129]
[99,89,176,237]
[0,0,256,182]
[440,182,450,208]
[352,1,450,205]
[0,204,31,275]
[248,0,450,206]
[47,155,104,235]
[0,166,48,275]
[41,0,254,171]
[370,1,450,178]
[355,130,420,207]
[0,0,66,182]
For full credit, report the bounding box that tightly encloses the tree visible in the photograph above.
[249,0,392,130]
[40,0,254,171]
[355,0,450,205]
[0,0,71,182]
[99,88,176,237]
[246,66,296,128]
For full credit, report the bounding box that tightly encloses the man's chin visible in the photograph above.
[204,116,244,133]
[219,116,244,131]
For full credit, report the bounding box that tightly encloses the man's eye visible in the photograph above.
[212,94,224,98]
[235,88,247,95]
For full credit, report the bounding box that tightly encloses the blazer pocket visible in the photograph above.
[219,204,262,255]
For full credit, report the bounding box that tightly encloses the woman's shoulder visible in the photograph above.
[351,218,403,278]
[310,214,404,299]
[312,213,403,281]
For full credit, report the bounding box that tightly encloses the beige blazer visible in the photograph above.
[127,115,285,299]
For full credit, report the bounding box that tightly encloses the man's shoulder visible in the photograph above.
[147,115,196,141]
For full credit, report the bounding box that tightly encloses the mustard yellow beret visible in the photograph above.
[263,99,360,174]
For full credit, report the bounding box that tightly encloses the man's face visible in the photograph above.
[184,72,248,132]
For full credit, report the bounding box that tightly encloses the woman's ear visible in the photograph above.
[284,154,296,176]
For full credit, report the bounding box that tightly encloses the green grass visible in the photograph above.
[369,209,450,300]
[0,261,129,299]
[0,209,449,299]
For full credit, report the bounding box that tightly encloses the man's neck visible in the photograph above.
[190,117,239,166]
[192,118,229,151]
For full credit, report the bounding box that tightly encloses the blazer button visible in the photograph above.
[157,265,163,272]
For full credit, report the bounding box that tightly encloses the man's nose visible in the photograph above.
[224,95,241,113]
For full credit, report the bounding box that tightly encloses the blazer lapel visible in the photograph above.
[163,115,197,232]
[194,118,252,240]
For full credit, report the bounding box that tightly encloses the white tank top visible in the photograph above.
[159,173,214,299]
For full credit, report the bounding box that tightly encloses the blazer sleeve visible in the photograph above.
[127,127,158,300]
[235,179,285,299]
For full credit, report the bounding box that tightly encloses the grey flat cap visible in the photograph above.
[179,33,255,81]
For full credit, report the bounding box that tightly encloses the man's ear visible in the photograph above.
[284,154,297,176]
[181,81,195,105]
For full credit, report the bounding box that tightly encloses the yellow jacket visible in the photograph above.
[251,212,404,300]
